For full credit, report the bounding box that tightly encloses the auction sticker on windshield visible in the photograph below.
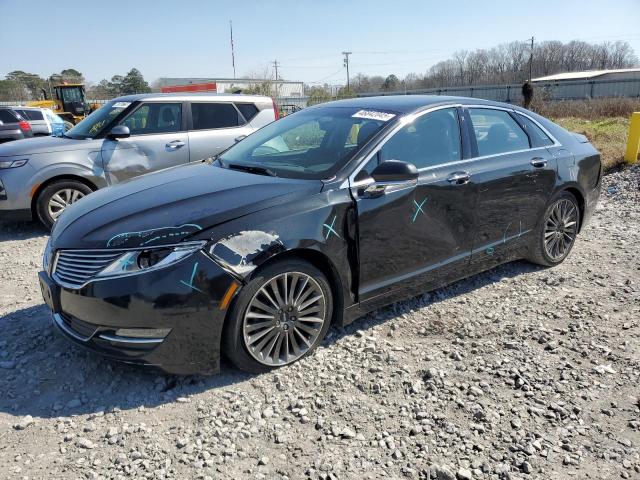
[112,102,131,108]
[352,110,396,122]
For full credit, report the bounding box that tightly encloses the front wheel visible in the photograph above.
[35,180,92,229]
[527,191,580,266]
[223,259,333,374]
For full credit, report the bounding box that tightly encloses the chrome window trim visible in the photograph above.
[342,104,562,189]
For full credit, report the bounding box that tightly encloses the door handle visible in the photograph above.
[530,157,547,168]
[447,171,470,185]
[166,140,185,149]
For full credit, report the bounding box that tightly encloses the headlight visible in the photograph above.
[95,241,205,279]
[0,159,28,169]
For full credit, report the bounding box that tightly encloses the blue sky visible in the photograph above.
[1,0,638,85]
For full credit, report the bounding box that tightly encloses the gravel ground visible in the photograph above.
[0,166,638,480]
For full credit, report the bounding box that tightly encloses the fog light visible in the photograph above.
[114,328,171,338]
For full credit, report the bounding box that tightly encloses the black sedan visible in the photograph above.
[38,96,601,374]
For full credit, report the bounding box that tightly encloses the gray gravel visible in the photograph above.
[0,166,639,479]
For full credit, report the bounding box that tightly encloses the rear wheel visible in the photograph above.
[36,180,92,229]
[527,191,580,266]
[223,259,333,374]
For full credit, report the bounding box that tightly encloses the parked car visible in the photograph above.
[38,95,602,375]
[0,93,278,227]
[0,108,33,143]
[9,106,66,137]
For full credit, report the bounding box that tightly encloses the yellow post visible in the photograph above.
[625,112,640,164]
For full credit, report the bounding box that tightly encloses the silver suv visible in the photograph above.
[0,93,278,228]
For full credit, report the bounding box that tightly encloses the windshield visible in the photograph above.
[219,106,397,179]
[61,87,85,103]
[66,101,131,139]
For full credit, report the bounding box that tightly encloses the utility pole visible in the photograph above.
[528,36,534,82]
[230,21,236,79]
[272,60,280,98]
[342,51,352,92]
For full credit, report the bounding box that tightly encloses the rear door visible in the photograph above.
[464,107,557,270]
[187,102,254,161]
[101,102,189,184]
[353,107,478,304]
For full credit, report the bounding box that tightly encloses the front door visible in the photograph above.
[464,107,557,270]
[352,107,478,305]
[101,102,189,184]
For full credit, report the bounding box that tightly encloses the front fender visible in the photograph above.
[193,188,357,310]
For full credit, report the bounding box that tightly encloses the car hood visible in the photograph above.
[50,162,321,250]
[0,136,97,157]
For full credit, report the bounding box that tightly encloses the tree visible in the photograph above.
[5,70,45,99]
[307,86,332,105]
[382,74,400,91]
[120,68,151,95]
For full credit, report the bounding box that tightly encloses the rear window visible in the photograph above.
[517,113,554,147]
[235,103,259,122]
[191,103,244,130]
[0,109,18,124]
[16,109,44,121]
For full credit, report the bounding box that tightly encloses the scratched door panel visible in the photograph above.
[468,151,547,269]
[355,165,478,302]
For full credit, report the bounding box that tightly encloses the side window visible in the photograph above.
[119,103,182,135]
[21,110,44,121]
[380,108,461,169]
[517,114,554,147]
[468,108,530,156]
[0,110,17,123]
[235,103,259,122]
[191,103,243,130]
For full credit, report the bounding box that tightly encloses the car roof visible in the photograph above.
[314,95,513,114]
[110,92,274,103]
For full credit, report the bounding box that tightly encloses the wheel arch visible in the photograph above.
[30,174,99,215]
[234,247,346,328]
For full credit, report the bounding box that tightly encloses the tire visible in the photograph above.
[222,259,334,374]
[35,180,93,229]
[527,191,580,267]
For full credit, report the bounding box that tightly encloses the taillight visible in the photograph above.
[18,121,31,132]
[272,98,280,120]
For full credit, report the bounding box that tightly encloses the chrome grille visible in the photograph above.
[53,249,125,288]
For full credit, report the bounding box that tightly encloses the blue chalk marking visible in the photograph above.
[107,223,203,247]
[323,215,340,239]
[180,262,204,293]
[119,256,135,271]
[412,198,428,223]
[485,246,494,256]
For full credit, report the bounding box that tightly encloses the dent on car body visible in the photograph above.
[209,230,284,276]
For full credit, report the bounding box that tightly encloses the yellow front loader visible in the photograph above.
[28,83,95,129]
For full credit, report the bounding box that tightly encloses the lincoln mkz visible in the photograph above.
[38,96,601,374]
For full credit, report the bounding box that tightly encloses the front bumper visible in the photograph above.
[40,250,239,375]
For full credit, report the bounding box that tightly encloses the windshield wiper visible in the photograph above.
[227,163,278,177]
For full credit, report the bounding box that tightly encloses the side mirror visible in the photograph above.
[361,160,418,198]
[107,125,130,140]
[371,160,418,183]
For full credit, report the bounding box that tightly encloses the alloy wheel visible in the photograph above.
[544,198,578,261]
[242,272,327,366]
[48,188,85,220]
